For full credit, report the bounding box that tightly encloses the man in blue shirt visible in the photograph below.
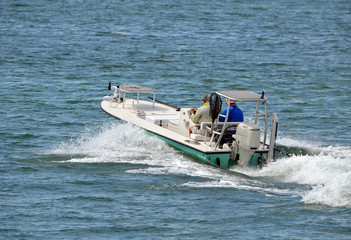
[219,99,244,122]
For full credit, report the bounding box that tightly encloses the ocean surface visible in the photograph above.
[1,0,351,239]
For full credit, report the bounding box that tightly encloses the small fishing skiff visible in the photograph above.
[101,83,279,169]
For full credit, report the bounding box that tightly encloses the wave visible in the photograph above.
[239,137,351,208]
[48,122,351,208]
[49,122,175,165]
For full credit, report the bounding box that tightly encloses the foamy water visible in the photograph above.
[240,138,351,208]
[50,123,351,208]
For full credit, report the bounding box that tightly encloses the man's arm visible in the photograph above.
[191,107,203,123]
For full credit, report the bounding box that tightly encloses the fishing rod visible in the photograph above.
[148,96,181,111]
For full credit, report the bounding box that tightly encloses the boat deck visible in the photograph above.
[101,99,233,154]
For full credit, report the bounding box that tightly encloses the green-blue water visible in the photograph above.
[1,0,350,239]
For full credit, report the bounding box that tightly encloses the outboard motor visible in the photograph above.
[234,123,260,166]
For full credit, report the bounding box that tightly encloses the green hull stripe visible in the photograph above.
[101,109,265,168]
[147,132,233,169]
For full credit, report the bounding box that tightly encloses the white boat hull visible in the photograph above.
[101,99,235,168]
[101,84,276,169]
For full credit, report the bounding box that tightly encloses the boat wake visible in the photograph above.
[238,137,351,208]
[49,122,351,208]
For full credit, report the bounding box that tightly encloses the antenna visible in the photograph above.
[210,53,215,92]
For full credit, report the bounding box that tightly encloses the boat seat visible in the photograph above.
[145,114,179,127]
[200,121,240,131]
[188,122,240,142]
[168,119,179,126]
[190,133,210,141]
